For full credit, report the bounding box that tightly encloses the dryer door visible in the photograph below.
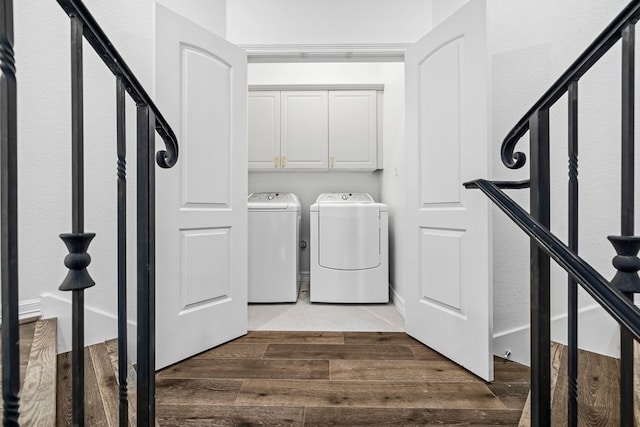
[318,204,380,270]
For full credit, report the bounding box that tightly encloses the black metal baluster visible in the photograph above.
[567,80,579,427]
[0,1,19,424]
[137,105,156,427]
[59,15,96,427]
[116,78,128,427]
[608,21,640,427]
[529,108,551,426]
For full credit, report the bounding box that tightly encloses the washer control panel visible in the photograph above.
[316,193,374,203]
[248,192,297,203]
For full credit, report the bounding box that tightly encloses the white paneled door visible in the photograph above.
[155,5,248,369]
[404,1,493,380]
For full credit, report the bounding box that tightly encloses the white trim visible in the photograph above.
[41,293,138,361]
[0,298,41,324]
[390,286,406,318]
[239,43,410,63]
[299,271,310,283]
[493,304,620,366]
[250,84,385,91]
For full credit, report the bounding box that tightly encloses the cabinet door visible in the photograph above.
[281,91,329,169]
[329,90,377,171]
[248,91,281,170]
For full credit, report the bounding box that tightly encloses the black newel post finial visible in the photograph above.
[59,232,96,291]
[608,235,640,293]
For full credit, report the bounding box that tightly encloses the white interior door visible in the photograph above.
[155,5,248,369]
[404,0,493,381]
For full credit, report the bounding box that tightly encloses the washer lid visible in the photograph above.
[247,192,301,211]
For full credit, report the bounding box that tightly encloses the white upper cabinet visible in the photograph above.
[248,87,381,171]
[281,91,329,169]
[248,91,281,169]
[329,90,377,170]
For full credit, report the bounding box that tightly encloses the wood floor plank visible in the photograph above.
[330,360,480,383]
[156,331,533,425]
[408,345,449,361]
[303,407,524,426]
[238,330,344,344]
[236,380,506,409]
[20,318,57,426]
[155,378,243,406]
[156,404,304,426]
[157,358,329,380]
[264,343,415,360]
[193,343,267,359]
[343,332,420,346]
[493,356,531,384]
[487,382,530,410]
[89,344,119,427]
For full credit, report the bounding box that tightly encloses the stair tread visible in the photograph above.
[90,344,120,427]
[57,346,111,426]
[519,342,621,426]
[19,318,57,426]
[105,338,138,427]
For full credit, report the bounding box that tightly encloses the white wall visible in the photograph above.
[248,62,405,280]
[227,0,432,45]
[13,0,225,344]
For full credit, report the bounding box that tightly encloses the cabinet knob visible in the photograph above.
[281,156,286,168]
[274,156,279,168]
[330,155,335,168]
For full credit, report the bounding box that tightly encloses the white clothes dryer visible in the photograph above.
[310,193,388,303]
[248,192,301,303]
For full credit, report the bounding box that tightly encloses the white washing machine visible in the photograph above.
[310,193,388,303]
[248,192,301,303]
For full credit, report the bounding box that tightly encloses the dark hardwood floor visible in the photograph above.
[156,331,529,426]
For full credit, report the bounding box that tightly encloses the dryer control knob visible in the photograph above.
[268,195,274,200]
[342,194,348,200]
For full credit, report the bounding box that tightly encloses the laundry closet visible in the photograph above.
[246,62,406,331]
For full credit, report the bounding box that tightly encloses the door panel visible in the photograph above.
[405,0,493,381]
[155,5,247,369]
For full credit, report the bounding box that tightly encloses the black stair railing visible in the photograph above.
[54,1,179,425]
[467,1,640,426]
[0,0,179,425]
[0,0,20,425]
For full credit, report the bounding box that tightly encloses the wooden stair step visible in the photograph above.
[57,344,112,426]
[105,338,139,427]
[519,342,620,426]
[19,318,57,426]
[0,318,39,416]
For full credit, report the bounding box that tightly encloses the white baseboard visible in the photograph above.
[390,286,405,318]
[40,293,137,361]
[299,271,310,283]
[0,298,41,324]
[493,304,620,367]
